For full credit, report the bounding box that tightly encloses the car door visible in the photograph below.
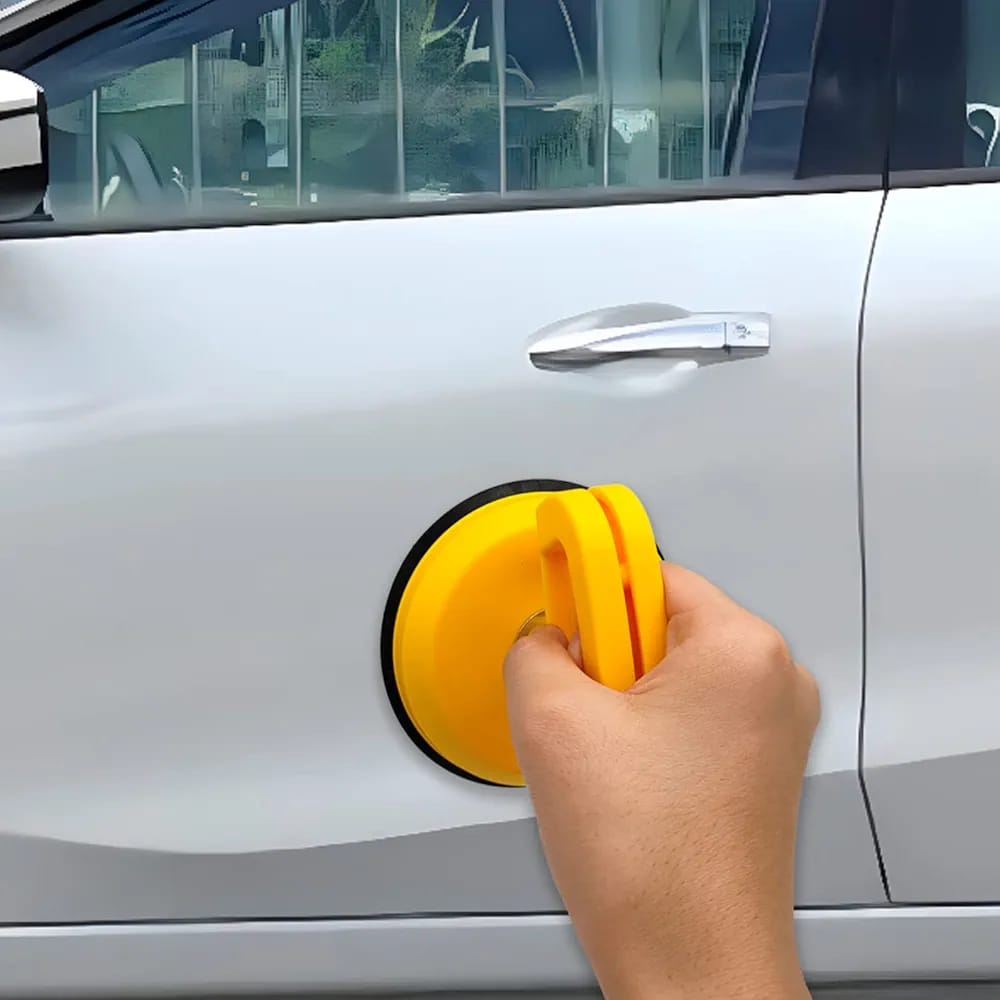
[863,0,1000,905]
[0,0,890,993]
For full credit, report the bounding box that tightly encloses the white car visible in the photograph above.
[0,0,997,996]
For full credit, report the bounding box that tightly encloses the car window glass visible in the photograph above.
[965,0,1000,167]
[889,0,1000,175]
[33,0,825,224]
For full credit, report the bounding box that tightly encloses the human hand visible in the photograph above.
[504,563,819,1000]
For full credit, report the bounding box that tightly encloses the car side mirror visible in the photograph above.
[0,70,48,222]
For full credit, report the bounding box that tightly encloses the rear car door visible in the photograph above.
[863,0,1000,906]
[0,0,889,993]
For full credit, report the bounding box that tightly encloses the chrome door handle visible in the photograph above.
[528,305,770,371]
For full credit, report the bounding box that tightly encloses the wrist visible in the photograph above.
[592,931,808,1000]
[601,966,809,1000]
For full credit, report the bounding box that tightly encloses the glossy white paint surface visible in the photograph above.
[863,182,1000,902]
[0,192,883,923]
[0,69,40,116]
[4,906,1000,997]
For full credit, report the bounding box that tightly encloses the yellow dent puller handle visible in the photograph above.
[536,484,666,691]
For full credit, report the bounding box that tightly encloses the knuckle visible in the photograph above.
[714,616,790,668]
[748,620,792,665]
[710,616,797,701]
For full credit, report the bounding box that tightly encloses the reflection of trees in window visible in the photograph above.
[302,0,396,197]
[305,0,381,102]
[400,0,499,193]
[300,0,500,196]
[293,0,759,197]
[299,0,605,196]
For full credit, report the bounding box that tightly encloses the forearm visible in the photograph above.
[595,943,809,1000]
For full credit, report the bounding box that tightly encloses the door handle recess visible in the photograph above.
[528,304,770,371]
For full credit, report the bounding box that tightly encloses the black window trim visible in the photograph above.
[0,173,884,241]
[888,0,967,184]
[0,0,896,240]
[891,166,1000,190]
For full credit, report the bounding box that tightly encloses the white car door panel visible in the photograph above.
[862,181,1000,902]
[0,191,885,920]
[860,0,1000,904]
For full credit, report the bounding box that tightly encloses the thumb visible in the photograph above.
[504,625,604,758]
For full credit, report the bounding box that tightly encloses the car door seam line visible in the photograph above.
[856,186,892,903]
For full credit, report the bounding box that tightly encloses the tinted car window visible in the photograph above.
[8,0,876,225]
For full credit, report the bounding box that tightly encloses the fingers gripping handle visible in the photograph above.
[536,486,666,692]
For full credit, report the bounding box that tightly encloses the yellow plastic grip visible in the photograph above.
[390,481,667,785]
[590,484,667,678]
[536,485,666,691]
[537,490,636,690]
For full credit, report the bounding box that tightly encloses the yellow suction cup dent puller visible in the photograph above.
[387,483,666,787]
[537,485,666,692]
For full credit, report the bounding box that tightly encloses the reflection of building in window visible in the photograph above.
[196,11,290,183]
[40,0,777,220]
[263,10,289,168]
[708,0,754,175]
